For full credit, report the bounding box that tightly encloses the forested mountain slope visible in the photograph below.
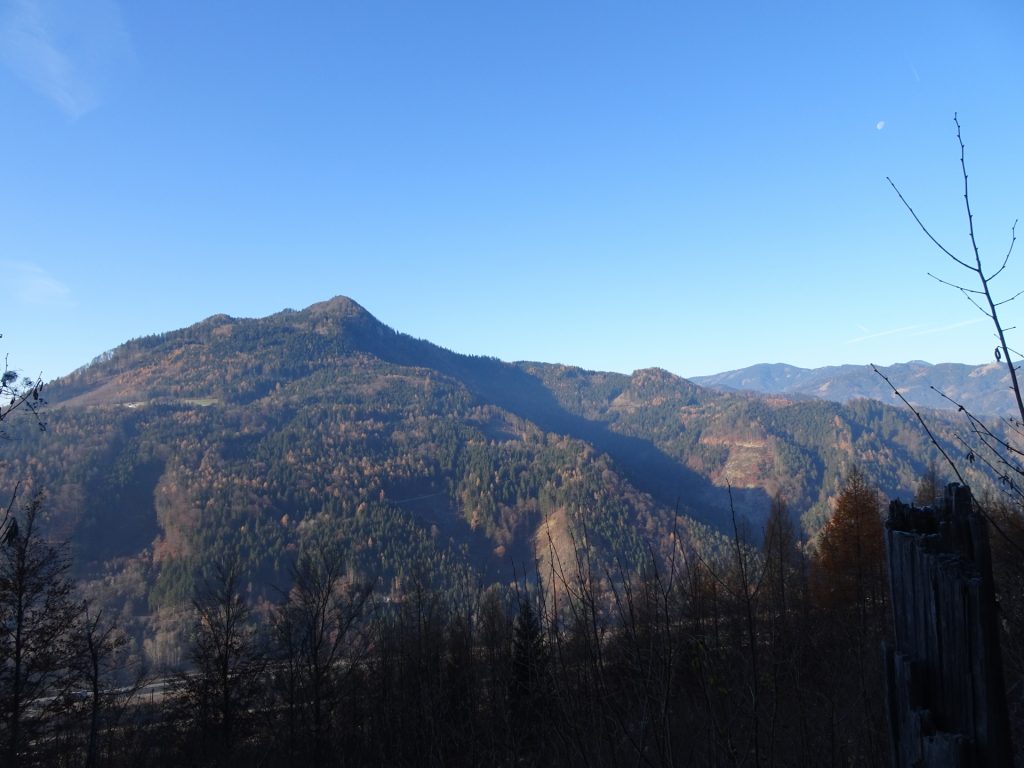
[0,297,990,609]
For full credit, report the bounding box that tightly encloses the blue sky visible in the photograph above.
[1,1,1023,383]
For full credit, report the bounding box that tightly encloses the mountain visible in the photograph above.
[692,360,1017,416]
[0,297,993,616]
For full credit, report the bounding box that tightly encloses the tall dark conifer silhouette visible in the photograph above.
[510,596,549,759]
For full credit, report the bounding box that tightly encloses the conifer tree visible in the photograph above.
[510,597,549,759]
[814,468,886,619]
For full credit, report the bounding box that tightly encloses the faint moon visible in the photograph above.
[876,120,886,130]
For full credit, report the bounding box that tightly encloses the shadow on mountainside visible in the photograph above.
[46,297,774,541]
[361,326,771,533]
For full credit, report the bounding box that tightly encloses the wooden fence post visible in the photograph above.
[884,483,1013,766]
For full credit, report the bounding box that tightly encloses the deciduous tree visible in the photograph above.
[272,544,371,763]
[0,495,81,768]
[179,560,264,767]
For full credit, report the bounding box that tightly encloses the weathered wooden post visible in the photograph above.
[884,483,1013,767]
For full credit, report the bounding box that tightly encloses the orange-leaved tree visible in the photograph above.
[813,467,887,621]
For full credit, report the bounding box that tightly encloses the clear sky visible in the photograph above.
[2,1,1023,383]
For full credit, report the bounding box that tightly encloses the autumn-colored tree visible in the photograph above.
[809,470,890,762]
[813,468,886,617]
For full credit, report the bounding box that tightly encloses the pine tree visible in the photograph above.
[510,597,549,759]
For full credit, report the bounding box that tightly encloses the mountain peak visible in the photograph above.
[199,312,235,327]
[303,295,372,320]
[631,367,679,381]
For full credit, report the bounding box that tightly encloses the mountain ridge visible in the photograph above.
[692,359,1012,416]
[0,296,996,615]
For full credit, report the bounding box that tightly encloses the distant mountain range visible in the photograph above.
[0,297,999,614]
[692,360,1016,417]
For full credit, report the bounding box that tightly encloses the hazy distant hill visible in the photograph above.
[692,360,1015,416]
[0,297,992,612]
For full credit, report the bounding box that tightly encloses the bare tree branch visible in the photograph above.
[887,177,977,271]
[947,113,1024,425]
[890,116,1024,468]
[927,272,986,295]
[985,219,1016,281]
[993,287,1024,307]
[871,365,965,485]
